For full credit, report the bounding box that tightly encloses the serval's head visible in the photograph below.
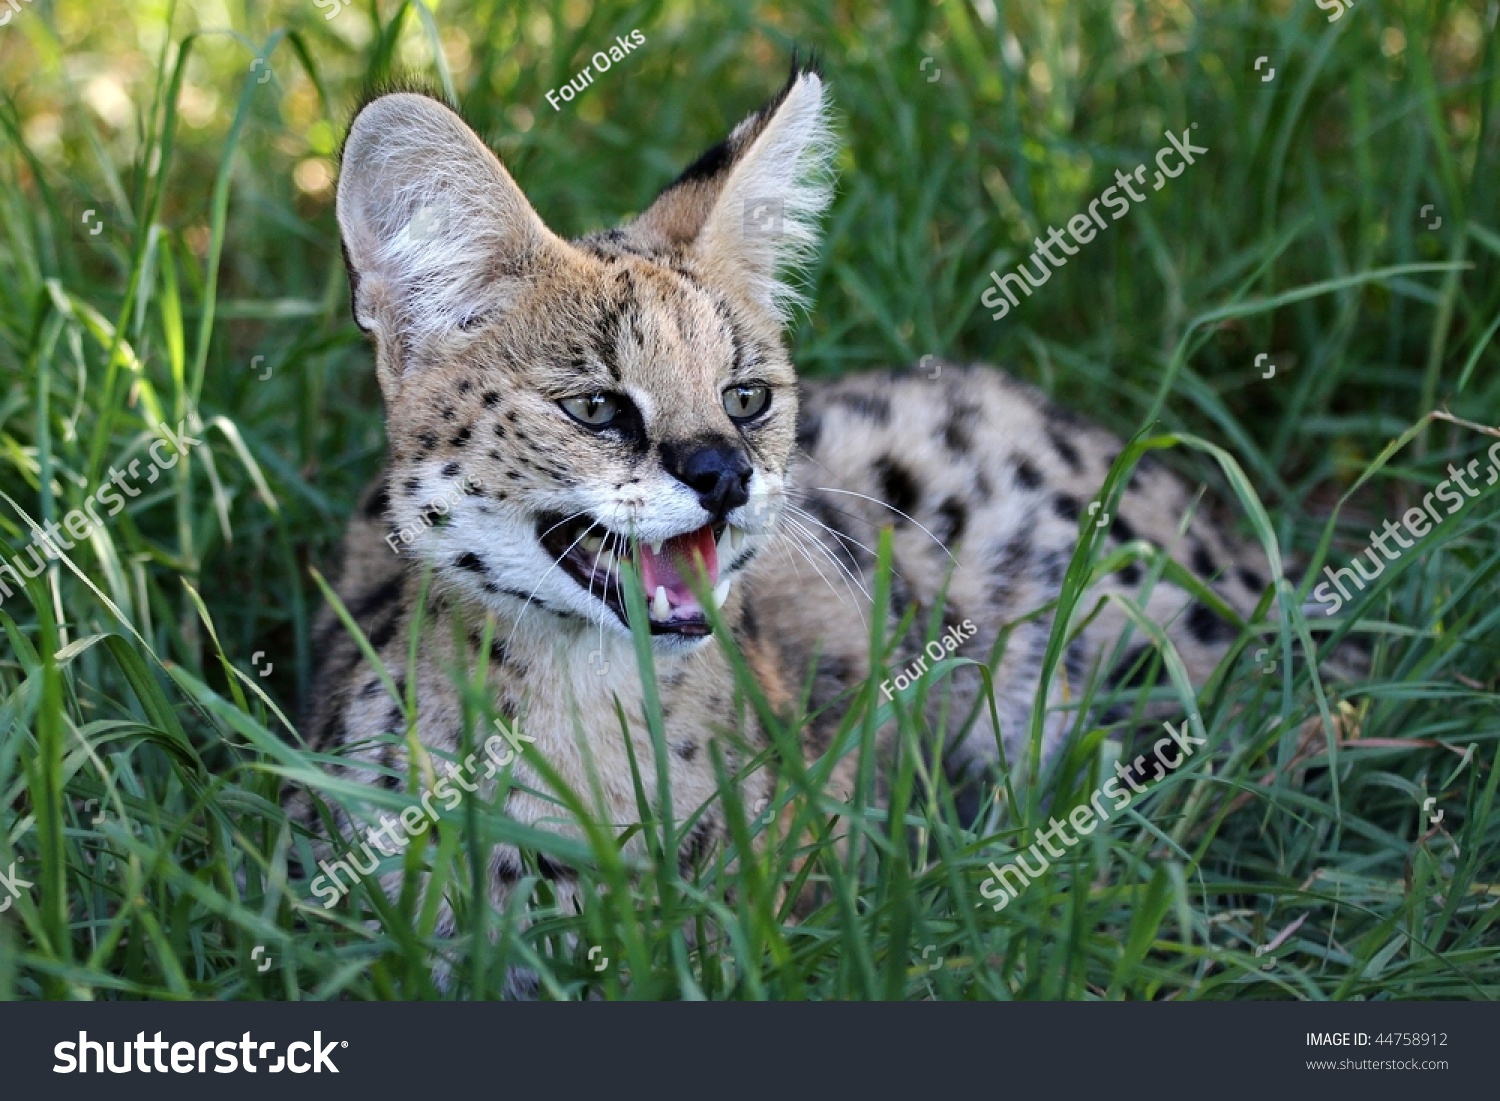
[337,66,834,650]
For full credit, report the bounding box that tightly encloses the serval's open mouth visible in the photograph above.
[537,514,747,636]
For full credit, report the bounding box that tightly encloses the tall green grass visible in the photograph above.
[0,0,1496,999]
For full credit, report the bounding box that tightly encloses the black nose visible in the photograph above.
[662,439,753,522]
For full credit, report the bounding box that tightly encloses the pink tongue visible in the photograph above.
[639,526,719,605]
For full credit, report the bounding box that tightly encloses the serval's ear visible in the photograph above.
[629,65,836,323]
[337,92,568,385]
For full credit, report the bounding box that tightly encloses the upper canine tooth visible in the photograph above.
[652,585,671,621]
[581,535,605,554]
[713,577,733,609]
[649,540,664,555]
[597,549,617,571]
[731,527,746,552]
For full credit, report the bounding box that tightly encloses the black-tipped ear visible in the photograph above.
[336,93,565,383]
[627,67,836,322]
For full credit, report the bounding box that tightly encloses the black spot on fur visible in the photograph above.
[419,432,437,452]
[363,483,390,519]
[947,767,989,828]
[943,403,979,454]
[939,605,971,648]
[1191,542,1218,579]
[1106,646,1167,690]
[442,461,460,478]
[936,497,968,545]
[721,316,747,376]
[454,552,487,574]
[367,611,401,652]
[380,740,403,790]
[740,601,760,640]
[795,410,822,454]
[483,391,500,408]
[592,305,626,380]
[351,576,405,623]
[1047,428,1082,472]
[889,573,913,618]
[491,849,522,883]
[1064,638,1088,684]
[1186,601,1232,644]
[313,710,346,751]
[451,426,472,447]
[677,818,717,876]
[831,390,892,425]
[817,654,852,690]
[1053,495,1080,522]
[1117,561,1143,586]
[875,456,919,520]
[1238,566,1265,592]
[1014,458,1042,489]
[673,740,699,762]
[536,854,576,882]
[1111,515,1136,543]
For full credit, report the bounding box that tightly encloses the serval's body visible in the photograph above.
[304,68,1271,966]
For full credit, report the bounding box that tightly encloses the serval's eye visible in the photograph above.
[723,384,770,422]
[560,393,622,428]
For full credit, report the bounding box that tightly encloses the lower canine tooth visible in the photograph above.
[652,585,670,620]
[731,527,746,552]
[713,577,733,609]
[597,549,616,571]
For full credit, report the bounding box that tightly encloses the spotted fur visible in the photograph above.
[306,66,1272,943]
